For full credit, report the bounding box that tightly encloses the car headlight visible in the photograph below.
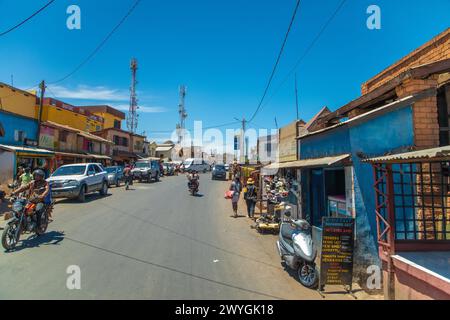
[108,174,115,179]
[63,180,80,187]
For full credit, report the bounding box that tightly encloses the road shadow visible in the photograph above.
[229,214,247,218]
[192,193,204,198]
[4,230,65,253]
[55,193,112,205]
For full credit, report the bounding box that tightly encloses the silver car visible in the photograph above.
[47,163,109,202]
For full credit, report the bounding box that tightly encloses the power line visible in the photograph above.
[49,0,141,84]
[248,0,301,123]
[260,0,347,113]
[0,0,56,37]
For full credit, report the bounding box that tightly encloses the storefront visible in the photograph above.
[365,146,450,299]
[0,144,55,184]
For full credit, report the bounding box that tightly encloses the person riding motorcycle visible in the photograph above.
[10,169,51,223]
[187,170,200,190]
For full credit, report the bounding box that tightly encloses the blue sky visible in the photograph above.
[0,0,449,143]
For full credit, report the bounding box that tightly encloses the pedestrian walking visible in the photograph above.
[123,164,132,190]
[229,176,242,218]
[244,178,257,219]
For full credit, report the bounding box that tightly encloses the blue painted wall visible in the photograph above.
[0,111,38,146]
[298,105,415,277]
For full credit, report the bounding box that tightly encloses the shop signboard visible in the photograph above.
[319,217,355,294]
[39,126,55,149]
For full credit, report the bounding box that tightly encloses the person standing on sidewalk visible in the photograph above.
[229,176,242,218]
[244,178,257,219]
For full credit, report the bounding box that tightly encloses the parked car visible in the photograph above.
[105,166,124,187]
[224,164,230,172]
[47,163,108,202]
[182,158,211,173]
[211,164,227,180]
[131,159,161,182]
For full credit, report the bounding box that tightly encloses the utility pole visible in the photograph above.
[36,80,46,147]
[295,73,299,120]
[234,117,247,163]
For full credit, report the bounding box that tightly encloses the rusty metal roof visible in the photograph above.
[364,146,450,163]
[263,154,351,170]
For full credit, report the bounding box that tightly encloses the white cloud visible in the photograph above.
[112,104,168,113]
[48,85,129,101]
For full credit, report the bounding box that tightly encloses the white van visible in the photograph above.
[182,158,211,173]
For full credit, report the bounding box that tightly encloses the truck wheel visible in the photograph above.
[78,186,86,203]
[100,181,108,196]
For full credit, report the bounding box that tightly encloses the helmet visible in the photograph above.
[24,167,31,173]
[247,178,254,185]
[276,181,283,188]
[33,169,45,179]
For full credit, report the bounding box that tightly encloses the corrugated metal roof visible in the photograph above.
[0,144,54,155]
[156,146,173,152]
[263,154,351,170]
[364,146,450,163]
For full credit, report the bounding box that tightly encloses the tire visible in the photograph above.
[298,262,318,288]
[2,222,20,251]
[99,181,108,196]
[36,211,48,236]
[78,185,86,203]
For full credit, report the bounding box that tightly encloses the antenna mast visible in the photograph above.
[127,58,139,134]
[176,85,187,144]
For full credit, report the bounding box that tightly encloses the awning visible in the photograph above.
[263,154,351,170]
[86,154,112,160]
[364,146,450,164]
[0,144,54,157]
[55,151,90,159]
[155,146,173,152]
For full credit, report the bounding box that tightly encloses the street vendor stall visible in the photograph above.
[0,144,55,184]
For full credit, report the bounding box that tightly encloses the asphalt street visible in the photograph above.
[0,174,368,300]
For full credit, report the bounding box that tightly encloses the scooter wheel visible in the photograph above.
[298,263,318,288]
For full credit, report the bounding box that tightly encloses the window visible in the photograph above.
[94,165,103,173]
[122,137,129,147]
[87,165,96,175]
[114,120,121,129]
[87,141,94,153]
[113,135,120,145]
[14,130,26,142]
[59,130,69,142]
[438,84,450,146]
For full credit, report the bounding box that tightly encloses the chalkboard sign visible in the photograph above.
[319,217,355,291]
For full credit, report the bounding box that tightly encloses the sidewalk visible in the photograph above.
[232,190,382,300]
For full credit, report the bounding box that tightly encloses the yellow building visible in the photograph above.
[40,98,104,132]
[0,82,37,119]
[79,105,125,130]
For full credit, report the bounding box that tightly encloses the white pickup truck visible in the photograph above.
[47,163,109,202]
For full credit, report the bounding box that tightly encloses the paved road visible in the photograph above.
[0,174,363,300]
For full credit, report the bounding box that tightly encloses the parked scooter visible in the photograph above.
[276,210,318,288]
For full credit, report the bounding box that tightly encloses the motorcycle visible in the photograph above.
[276,210,318,288]
[1,195,54,251]
[188,178,199,196]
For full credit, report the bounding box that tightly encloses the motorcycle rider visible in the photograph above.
[10,169,51,225]
[187,170,200,191]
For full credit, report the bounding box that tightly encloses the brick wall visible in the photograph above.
[362,28,450,95]
[395,77,440,149]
